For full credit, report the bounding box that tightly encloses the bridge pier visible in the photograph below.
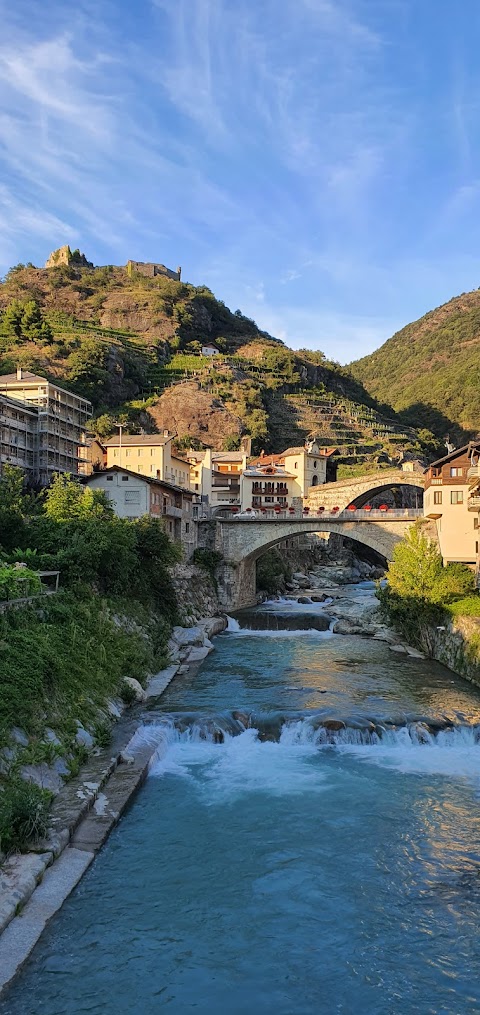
[216,557,256,612]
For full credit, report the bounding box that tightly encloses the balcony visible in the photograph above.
[164,505,183,518]
[468,466,480,481]
[468,496,480,511]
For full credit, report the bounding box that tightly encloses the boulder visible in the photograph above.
[75,726,95,749]
[21,763,63,794]
[122,677,146,703]
[172,626,205,647]
[11,728,29,747]
[333,619,373,636]
[297,596,312,604]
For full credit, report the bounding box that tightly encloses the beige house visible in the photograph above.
[0,368,92,484]
[100,433,191,490]
[241,461,299,512]
[242,443,336,510]
[424,442,480,565]
[84,466,196,553]
[187,449,248,508]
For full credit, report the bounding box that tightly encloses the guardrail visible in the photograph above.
[216,508,423,522]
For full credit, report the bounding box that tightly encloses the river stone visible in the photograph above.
[122,677,146,703]
[389,644,408,654]
[297,596,312,604]
[172,626,205,647]
[310,595,328,603]
[333,619,372,636]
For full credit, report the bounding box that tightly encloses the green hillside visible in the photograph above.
[0,258,441,465]
[350,289,480,441]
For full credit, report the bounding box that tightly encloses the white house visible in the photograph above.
[84,466,196,553]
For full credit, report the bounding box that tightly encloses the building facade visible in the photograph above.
[242,443,336,511]
[423,442,480,565]
[84,467,196,553]
[187,449,248,509]
[100,433,191,490]
[0,369,92,484]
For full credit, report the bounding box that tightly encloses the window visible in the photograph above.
[313,461,317,469]
[125,490,140,504]
[106,476,113,482]
[450,467,462,477]
[113,449,117,458]
[475,518,480,529]
[125,450,129,458]
[433,491,442,504]
[121,476,129,482]
[451,491,463,504]
[138,449,141,456]
[185,522,190,534]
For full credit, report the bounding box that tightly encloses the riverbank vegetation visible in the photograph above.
[377,526,480,647]
[0,467,181,854]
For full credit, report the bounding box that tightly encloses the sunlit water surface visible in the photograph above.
[4,588,480,1015]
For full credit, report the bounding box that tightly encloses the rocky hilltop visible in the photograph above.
[0,252,438,464]
[350,288,480,441]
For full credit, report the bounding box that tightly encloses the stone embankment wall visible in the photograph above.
[170,564,220,625]
[427,616,480,688]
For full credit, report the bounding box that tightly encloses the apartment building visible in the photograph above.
[100,433,191,490]
[0,394,38,480]
[240,443,336,510]
[423,441,480,564]
[0,369,92,484]
[84,467,196,552]
[187,449,248,508]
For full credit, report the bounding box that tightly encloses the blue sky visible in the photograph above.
[1,0,480,363]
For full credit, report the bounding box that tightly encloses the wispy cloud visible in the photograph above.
[1,0,479,362]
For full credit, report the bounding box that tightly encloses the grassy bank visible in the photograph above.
[0,469,180,854]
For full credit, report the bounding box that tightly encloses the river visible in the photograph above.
[3,586,480,1014]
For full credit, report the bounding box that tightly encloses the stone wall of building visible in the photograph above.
[126,260,181,281]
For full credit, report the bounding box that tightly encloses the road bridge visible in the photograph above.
[203,508,423,610]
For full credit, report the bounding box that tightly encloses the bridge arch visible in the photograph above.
[211,514,417,610]
[306,470,424,514]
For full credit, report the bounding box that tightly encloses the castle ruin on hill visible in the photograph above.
[45,245,93,269]
[44,246,181,282]
[126,260,181,281]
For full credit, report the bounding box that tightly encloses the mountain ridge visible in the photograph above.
[0,257,441,467]
[350,287,480,442]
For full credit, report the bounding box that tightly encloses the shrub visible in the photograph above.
[0,778,52,854]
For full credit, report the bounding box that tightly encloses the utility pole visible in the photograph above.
[116,423,124,469]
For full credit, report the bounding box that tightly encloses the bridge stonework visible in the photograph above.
[306,470,424,512]
[207,516,416,611]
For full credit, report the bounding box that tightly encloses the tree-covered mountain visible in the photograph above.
[350,289,480,442]
[0,258,441,466]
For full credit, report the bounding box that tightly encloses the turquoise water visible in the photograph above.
[4,591,480,1014]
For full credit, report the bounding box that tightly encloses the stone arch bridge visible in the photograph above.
[202,472,426,610]
[306,470,424,512]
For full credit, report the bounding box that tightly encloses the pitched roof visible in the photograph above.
[103,434,170,446]
[0,371,92,406]
[84,466,193,496]
[0,371,48,384]
[425,441,480,470]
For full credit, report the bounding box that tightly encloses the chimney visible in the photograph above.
[260,449,265,458]
[16,367,22,381]
[163,429,170,437]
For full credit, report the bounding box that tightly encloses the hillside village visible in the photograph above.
[1,248,479,572]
